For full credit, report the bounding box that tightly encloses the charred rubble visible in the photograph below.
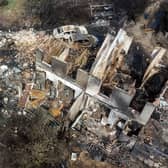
[0,1,168,168]
[25,0,150,30]
[0,0,8,6]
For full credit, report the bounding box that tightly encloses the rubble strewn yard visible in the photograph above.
[0,0,168,168]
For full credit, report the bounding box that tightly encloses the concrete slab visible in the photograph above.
[51,56,68,77]
[76,69,89,88]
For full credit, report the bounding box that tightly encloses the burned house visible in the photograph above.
[34,28,168,139]
[1,1,168,167]
[1,25,167,166]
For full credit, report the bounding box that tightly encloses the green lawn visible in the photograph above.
[5,0,17,9]
[0,0,26,26]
